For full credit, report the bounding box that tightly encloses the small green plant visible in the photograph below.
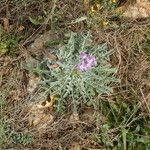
[0,118,9,149]
[98,0,118,10]
[0,25,19,55]
[142,39,150,52]
[10,132,33,146]
[26,32,118,112]
[92,94,150,150]
[87,0,122,30]
[0,92,11,149]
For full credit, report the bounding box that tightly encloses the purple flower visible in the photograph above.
[80,52,88,59]
[76,62,87,71]
[86,56,97,66]
[76,52,97,71]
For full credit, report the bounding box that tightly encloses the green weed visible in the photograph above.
[142,39,150,53]
[10,132,33,147]
[0,92,10,149]
[0,25,20,56]
[0,91,33,148]
[87,0,122,30]
[92,94,150,150]
[25,32,119,113]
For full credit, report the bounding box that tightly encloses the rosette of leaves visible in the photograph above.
[30,32,119,112]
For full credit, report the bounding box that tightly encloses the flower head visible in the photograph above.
[76,52,97,71]
[80,52,88,59]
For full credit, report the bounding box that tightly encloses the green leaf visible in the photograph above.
[29,17,41,25]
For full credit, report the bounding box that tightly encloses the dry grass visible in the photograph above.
[92,19,150,111]
[0,0,150,149]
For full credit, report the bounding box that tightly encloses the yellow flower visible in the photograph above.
[90,4,102,13]
[91,6,96,12]
[102,21,109,27]
[112,0,116,2]
[111,0,118,4]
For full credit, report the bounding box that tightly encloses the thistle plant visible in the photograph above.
[31,32,119,112]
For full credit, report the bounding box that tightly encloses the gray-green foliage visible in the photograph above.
[28,32,119,112]
[10,132,33,146]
